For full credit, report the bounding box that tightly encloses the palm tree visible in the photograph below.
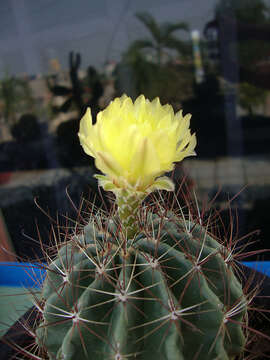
[125,12,190,66]
[118,12,193,106]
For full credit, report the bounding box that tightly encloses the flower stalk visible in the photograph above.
[116,189,145,239]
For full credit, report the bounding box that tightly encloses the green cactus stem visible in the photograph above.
[35,209,247,360]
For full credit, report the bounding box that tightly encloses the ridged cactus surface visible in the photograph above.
[36,210,247,360]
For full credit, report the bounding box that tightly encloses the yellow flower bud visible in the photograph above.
[78,94,196,193]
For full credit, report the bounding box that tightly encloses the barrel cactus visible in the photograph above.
[35,95,248,359]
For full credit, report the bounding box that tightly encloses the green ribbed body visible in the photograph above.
[36,212,247,360]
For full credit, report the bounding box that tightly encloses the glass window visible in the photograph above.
[0,0,269,262]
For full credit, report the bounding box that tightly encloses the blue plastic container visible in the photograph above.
[0,262,46,287]
[0,261,269,288]
[242,261,270,276]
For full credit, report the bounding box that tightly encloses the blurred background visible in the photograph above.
[0,0,270,262]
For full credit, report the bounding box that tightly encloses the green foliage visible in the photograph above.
[36,209,247,359]
[135,61,193,108]
[0,73,34,125]
[239,83,267,116]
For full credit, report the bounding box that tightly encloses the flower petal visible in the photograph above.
[131,137,160,181]
[78,108,95,156]
[78,94,196,193]
[149,176,175,192]
[95,152,123,178]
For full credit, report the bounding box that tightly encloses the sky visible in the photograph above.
[0,0,218,76]
[1,0,270,77]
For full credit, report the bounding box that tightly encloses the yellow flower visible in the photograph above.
[78,94,196,193]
